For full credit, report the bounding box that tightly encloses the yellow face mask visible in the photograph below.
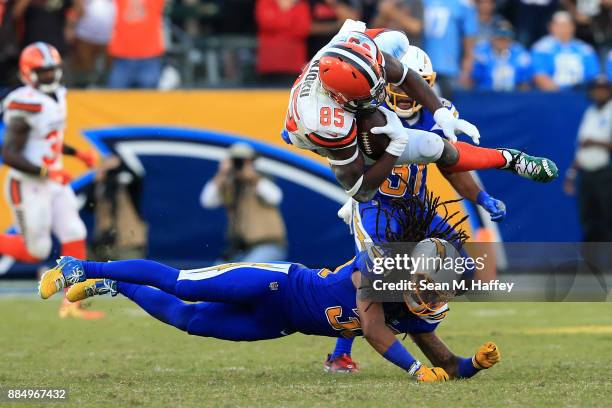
[385,72,436,118]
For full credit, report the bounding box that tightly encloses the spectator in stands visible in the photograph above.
[531,11,600,91]
[107,0,166,89]
[499,0,559,47]
[201,143,287,263]
[255,0,311,86]
[69,0,115,88]
[13,0,72,54]
[371,0,424,48]
[0,0,20,90]
[560,0,607,46]
[423,0,478,94]
[475,0,504,44]
[307,0,360,58]
[564,77,612,242]
[472,20,532,90]
[587,0,612,56]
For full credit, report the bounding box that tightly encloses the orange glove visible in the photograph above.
[473,342,501,369]
[48,168,72,185]
[415,364,449,382]
[76,150,96,168]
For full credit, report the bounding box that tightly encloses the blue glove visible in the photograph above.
[477,191,506,222]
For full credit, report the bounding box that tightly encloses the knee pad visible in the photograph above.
[25,236,52,260]
[416,133,444,162]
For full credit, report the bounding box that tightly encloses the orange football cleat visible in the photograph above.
[58,298,105,320]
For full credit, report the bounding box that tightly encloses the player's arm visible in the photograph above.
[328,144,398,202]
[383,51,480,144]
[2,116,43,176]
[410,331,501,379]
[442,171,506,222]
[384,52,443,114]
[62,143,96,168]
[355,290,448,382]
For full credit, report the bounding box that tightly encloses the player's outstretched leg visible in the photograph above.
[68,279,292,341]
[325,337,359,373]
[66,279,117,302]
[117,281,197,332]
[439,142,558,183]
[39,257,179,299]
[40,257,294,305]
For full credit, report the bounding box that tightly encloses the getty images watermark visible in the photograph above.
[370,252,514,293]
[362,242,612,303]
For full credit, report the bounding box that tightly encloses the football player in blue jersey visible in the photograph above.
[38,193,500,383]
[324,44,506,373]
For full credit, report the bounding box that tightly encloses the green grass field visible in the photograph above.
[1,296,611,407]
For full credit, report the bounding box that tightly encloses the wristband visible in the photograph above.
[382,339,421,375]
[457,356,481,378]
[39,166,48,178]
[63,145,77,155]
[385,138,407,157]
[565,168,577,180]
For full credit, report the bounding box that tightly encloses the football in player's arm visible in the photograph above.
[284,24,558,205]
[322,48,481,203]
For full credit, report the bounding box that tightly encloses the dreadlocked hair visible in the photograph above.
[361,190,470,246]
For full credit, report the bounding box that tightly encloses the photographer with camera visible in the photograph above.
[201,142,287,263]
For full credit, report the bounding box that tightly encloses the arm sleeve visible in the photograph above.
[256,177,283,206]
[514,48,532,85]
[471,47,488,88]
[583,47,600,82]
[2,99,41,125]
[200,180,223,209]
[461,1,478,37]
[531,48,552,76]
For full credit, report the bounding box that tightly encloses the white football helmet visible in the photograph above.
[386,46,436,118]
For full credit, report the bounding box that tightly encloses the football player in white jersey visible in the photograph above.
[0,42,103,319]
[283,22,557,204]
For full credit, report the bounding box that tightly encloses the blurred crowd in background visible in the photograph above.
[0,0,611,92]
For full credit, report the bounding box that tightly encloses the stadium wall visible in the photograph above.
[0,90,587,275]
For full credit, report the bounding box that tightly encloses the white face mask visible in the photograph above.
[30,67,63,94]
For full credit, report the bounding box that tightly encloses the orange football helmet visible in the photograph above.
[19,42,63,93]
[319,34,386,110]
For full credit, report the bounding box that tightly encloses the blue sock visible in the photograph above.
[117,282,196,331]
[83,260,179,294]
[457,356,480,378]
[331,337,354,359]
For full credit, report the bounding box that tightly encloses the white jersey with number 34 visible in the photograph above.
[2,85,67,173]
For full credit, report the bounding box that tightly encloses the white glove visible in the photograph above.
[433,107,480,145]
[371,106,409,156]
[337,198,354,234]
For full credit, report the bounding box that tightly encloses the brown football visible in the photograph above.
[356,109,390,161]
